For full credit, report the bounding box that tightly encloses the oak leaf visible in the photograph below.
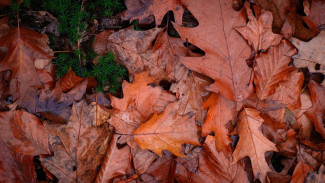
[174,0,253,102]
[254,40,297,99]
[232,108,278,183]
[110,72,176,120]
[94,134,132,183]
[202,93,234,155]
[133,101,200,157]
[0,139,36,183]
[303,0,325,30]
[291,30,325,74]
[305,81,325,138]
[236,3,282,52]
[0,110,50,155]
[40,100,112,183]
[0,27,54,112]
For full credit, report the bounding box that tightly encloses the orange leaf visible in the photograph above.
[133,101,200,157]
[291,161,312,183]
[232,108,278,183]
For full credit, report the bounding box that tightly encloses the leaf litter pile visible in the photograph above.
[1,0,325,182]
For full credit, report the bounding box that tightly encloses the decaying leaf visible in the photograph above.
[233,108,278,183]
[305,164,325,183]
[0,27,54,112]
[291,161,312,183]
[305,81,325,138]
[174,0,253,102]
[303,0,325,30]
[0,139,36,183]
[41,100,112,183]
[254,40,297,100]
[236,2,282,52]
[292,30,325,74]
[0,110,50,155]
[134,101,200,157]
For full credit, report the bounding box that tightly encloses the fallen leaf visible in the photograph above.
[95,134,132,183]
[305,164,325,183]
[236,2,282,52]
[134,101,200,157]
[303,0,325,30]
[254,40,297,100]
[291,30,325,74]
[145,151,176,182]
[174,0,253,102]
[291,161,312,183]
[0,110,50,155]
[130,142,158,174]
[0,139,36,183]
[58,67,85,92]
[110,72,176,120]
[277,129,298,157]
[123,0,184,25]
[305,81,325,138]
[233,108,278,183]
[40,100,112,182]
[0,27,54,112]
[202,93,234,155]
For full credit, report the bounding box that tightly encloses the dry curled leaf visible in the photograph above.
[134,101,200,157]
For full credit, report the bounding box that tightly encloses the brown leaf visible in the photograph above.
[233,108,278,182]
[305,164,325,183]
[277,129,298,157]
[291,30,325,74]
[123,0,184,25]
[303,0,325,30]
[202,93,234,155]
[174,0,253,102]
[0,27,54,112]
[254,40,297,99]
[36,74,88,124]
[134,101,200,157]
[95,134,132,183]
[0,139,36,183]
[145,151,176,182]
[236,3,282,52]
[40,100,112,182]
[130,142,158,175]
[305,81,325,138]
[291,161,312,183]
[0,110,50,155]
[110,72,176,120]
[58,67,85,92]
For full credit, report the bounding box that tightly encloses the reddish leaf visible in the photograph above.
[95,134,132,183]
[277,129,298,157]
[134,101,200,157]
[145,152,176,182]
[130,142,158,175]
[303,0,325,30]
[0,110,50,155]
[305,81,325,138]
[254,40,297,99]
[305,164,325,183]
[236,2,282,52]
[58,67,85,92]
[0,139,36,183]
[174,0,253,102]
[291,161,312,183]
[233,108,278,182]
[0,27,54,112]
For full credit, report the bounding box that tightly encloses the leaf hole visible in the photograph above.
[183,42,205,56]
[182,9,199,28]
[159,80,172,90]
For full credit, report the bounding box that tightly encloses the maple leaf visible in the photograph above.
[291,161,312,183]
[95,134,132,183]
[236,2,282,52]
[123,0,184,25]
[133,101,200,157]
[232,108,278,183]
[0,139,36,182]
[305,81,325,138]
[201,93,234,155]
[0,27,54,112]
[254,40,297,99]
[291,30,325,74]
[173,0,253,102]
[0,110,50,155]
[40,100,112,182]
[110,72,176,120]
